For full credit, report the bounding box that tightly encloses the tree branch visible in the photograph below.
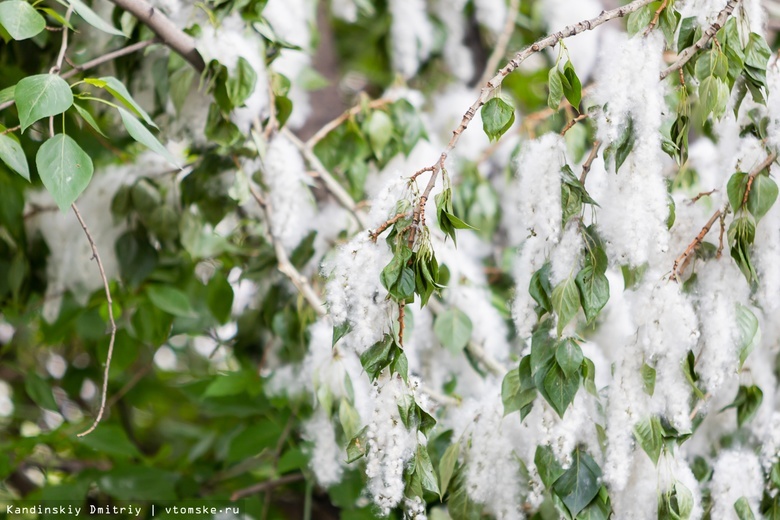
[670,208,722,282]
[580,140,601,184]
[740,151,777,207]
[107,0,205,72]
[305,97,393,149]
[660,0,739,79]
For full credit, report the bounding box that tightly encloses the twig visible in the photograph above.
[560,113,588,136]
[478,0,520,86]
[398,301,406,347]
[107,0,205,72]
[230,473,305,501]
[305,98,393,148]
[643,0,668,36]
[0,40,156,114]
[716,211,727,259]
[419,385,461,407]
[263,75,277,140]
[247,183,327,317]
[282,128,369,229]
[105,363,152,409]
[740,151,777,207]
[579,140,601,184]
[689,392,712,421]
[410,166,435,181]
[688,189,716,204]
[73,204,118,437]
[369,212,408,241]
[50,7,73,75]
[670,209,722,282]
[660,0,739,79]
[1,125,20,136]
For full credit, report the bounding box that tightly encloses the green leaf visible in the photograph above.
[146,284,197,317]
[206,273,234,324]
[68,0,125,37]
[529,263,553,314]
[633,416,664,465]
[226,56,257,107]
[501,358,536,417]
[535,445,565,488]
[735,497,757,520]
[555,338,583,378]
[390,99,427,156]
[543,364,579,418]
[365,109,393,155]
[434,308,473,353]
[359,334,394,380]
[606,116,635,173]
[203,372,252,397]
[548,68,564,110]
[77,424,142,458]
[746,174,778,220]
[562,61,582,110]
[736,303,759,368]
[117,107,179,168]
[626,3,654,35]
[0,0,45,40]
[575,265,609,324]
[85,76,156,128]
[0,133,29,180]
[416,444,440,497]
[346,425,369,463]
[35,134,94,211]
[642,362,656,396]
[552,448,602,518]
[98,466,178,500]
[15,74,74,132]
[339,399,361,440]
[481,97,515,141]
[72,102,107,137]
[721,385,763,427]
[439,442,459,497]
[332,321,352,346]
[699,76,729,120]
[659,481,694,520]
[25,372,58,411]
[448,469,484,520]
[552,276,580,336]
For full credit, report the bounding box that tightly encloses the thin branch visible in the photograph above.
[643,0,668,36]
[741,151,777,207]
[670,208,722,282]
[305,98,393,149]
[579,140,601,184]
[560,113,588,136]
[660,0,739,79]
[478,0,520,86]
[716,211,727,259]
[73,204,118,437]
[263,75,277,140]
[50,6,73,75]
[688,189,716,204]
[107,0,205,72]
[282,128,369,229]
[247,183,327,317]
[230,473,305,501]
[369,212,408,241]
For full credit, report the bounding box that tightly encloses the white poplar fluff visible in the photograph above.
[550,222,582,286]
[694,260,751,392]
[593,33,670,267]
[388,0,435,78]
[432,0,474,82]
[462,393,525,520]
[365,376,418,515]
[302,409,344,487]
[508,134,566,337]
[473,0,507,35]
[709,450,764,519]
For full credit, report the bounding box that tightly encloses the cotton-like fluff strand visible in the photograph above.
[365,376,418,516]
[473,0,507,34]
[261,135,317,253]
[302,409,344,487]
[694,260,751,393]
[507,134,566,338]
[708,449,764,519]
[593,33,670,267]
[432,0,473,82]
[388,0,434,78]
[461,390,525,520]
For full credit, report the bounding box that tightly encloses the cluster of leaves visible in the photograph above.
[726,164,779,282]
